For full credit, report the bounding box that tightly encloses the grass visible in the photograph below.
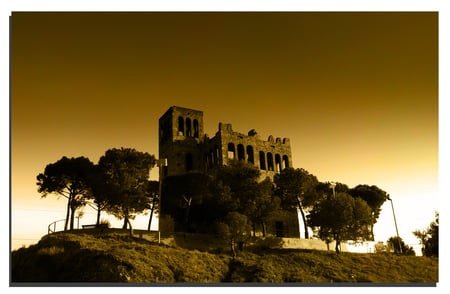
[11,231,438,284]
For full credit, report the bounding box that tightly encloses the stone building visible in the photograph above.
[159,106,293,180]
[158,106,299,237]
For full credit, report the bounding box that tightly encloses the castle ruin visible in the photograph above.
[158,106,299,237]
[159,106,293,180]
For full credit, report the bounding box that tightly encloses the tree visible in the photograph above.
[98,148,156,233]
[161,172,212,232]
[274,168,319,239]
[146,180,159,231]
[37,156,95,231]
[349,185,389,240]
[85,164,111,226]
[248,178,280,237]
[413,212,438,257]
[387,236,416,255]
[216,212,251,260]
[209,160,261,219]
[308,192,373,253]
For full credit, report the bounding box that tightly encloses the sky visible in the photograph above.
[7,9,443,255]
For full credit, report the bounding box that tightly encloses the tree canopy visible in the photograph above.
[98,148,156,231]
[308,192,373,253]
[37,156,95,230]
[413,212,438,257]
[274,168,319,238]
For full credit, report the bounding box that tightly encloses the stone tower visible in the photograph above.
[158,106,205,180]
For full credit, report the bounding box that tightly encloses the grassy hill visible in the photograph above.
[11,231,438,284]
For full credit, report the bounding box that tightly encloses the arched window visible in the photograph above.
[214,145,219,164]
[193,119,199,138]
[275,154,282,173]
[186,153,193,171]
[247,145,254,164]
[259,151,266,170]
[178,116,184,135]
[282,155,289,169]
[186,118,192,137]
[237,144,245,161]
[227,143,235,159]
[267,152,274,171]
[209,150,215,167]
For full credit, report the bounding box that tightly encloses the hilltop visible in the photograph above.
[11,231,438,284]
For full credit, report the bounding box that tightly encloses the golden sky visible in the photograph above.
[10,12,438,249]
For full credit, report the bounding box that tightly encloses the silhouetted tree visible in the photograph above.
[37,156,95,230]
[274,168,319,239]
[98,148,156,234]
[85,164,111,226]
[413,212,438,257]
[161,172,212,231]
[209,160,262,225]
[349,185,389,240]
[308,192,373,253]
[249,178,281,237]
[216,211,252,260]
[387,236,416,255]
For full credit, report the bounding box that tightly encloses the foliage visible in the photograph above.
[348,185,388,239]
[85,164,111,225]
[216,212,252,259]
[37,156,95,230]
[161,172,212,231]
[247,178,280,236]
[413,212,438,257]
[387,236,416,256]
[210,160,261,215]
[274,168,319,238]
[98,148,156,230]
[308,192,373,253]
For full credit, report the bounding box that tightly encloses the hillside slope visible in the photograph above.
[11,231,438,284]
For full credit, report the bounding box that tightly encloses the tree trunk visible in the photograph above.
[184,204,191,225]
[69,204,76,230]
[335,234,341,254]
[252,223,256,237]
[296,197,309,239]
[147,198,156,230]
[96,206,101,225]
[122,216,128,229]
[64,197,71,231]
[230,239,236,260]
[127,218,133,237]
[262,222,266,237]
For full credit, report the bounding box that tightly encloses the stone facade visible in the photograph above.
[158,106,299,237]
[158,106,293,181]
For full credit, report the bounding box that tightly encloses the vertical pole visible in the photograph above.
[388,196,402,254]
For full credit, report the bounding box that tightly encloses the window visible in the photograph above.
[259,151,266,170]
[186,118,192,137]
[282,155,289,169]
[275,154,282,173]
[178,116,184,135]
[267,152,274,171]
[237,144,245,161]
[247,145,254,164]
[193,119,199,138]
[227,143,235,159]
